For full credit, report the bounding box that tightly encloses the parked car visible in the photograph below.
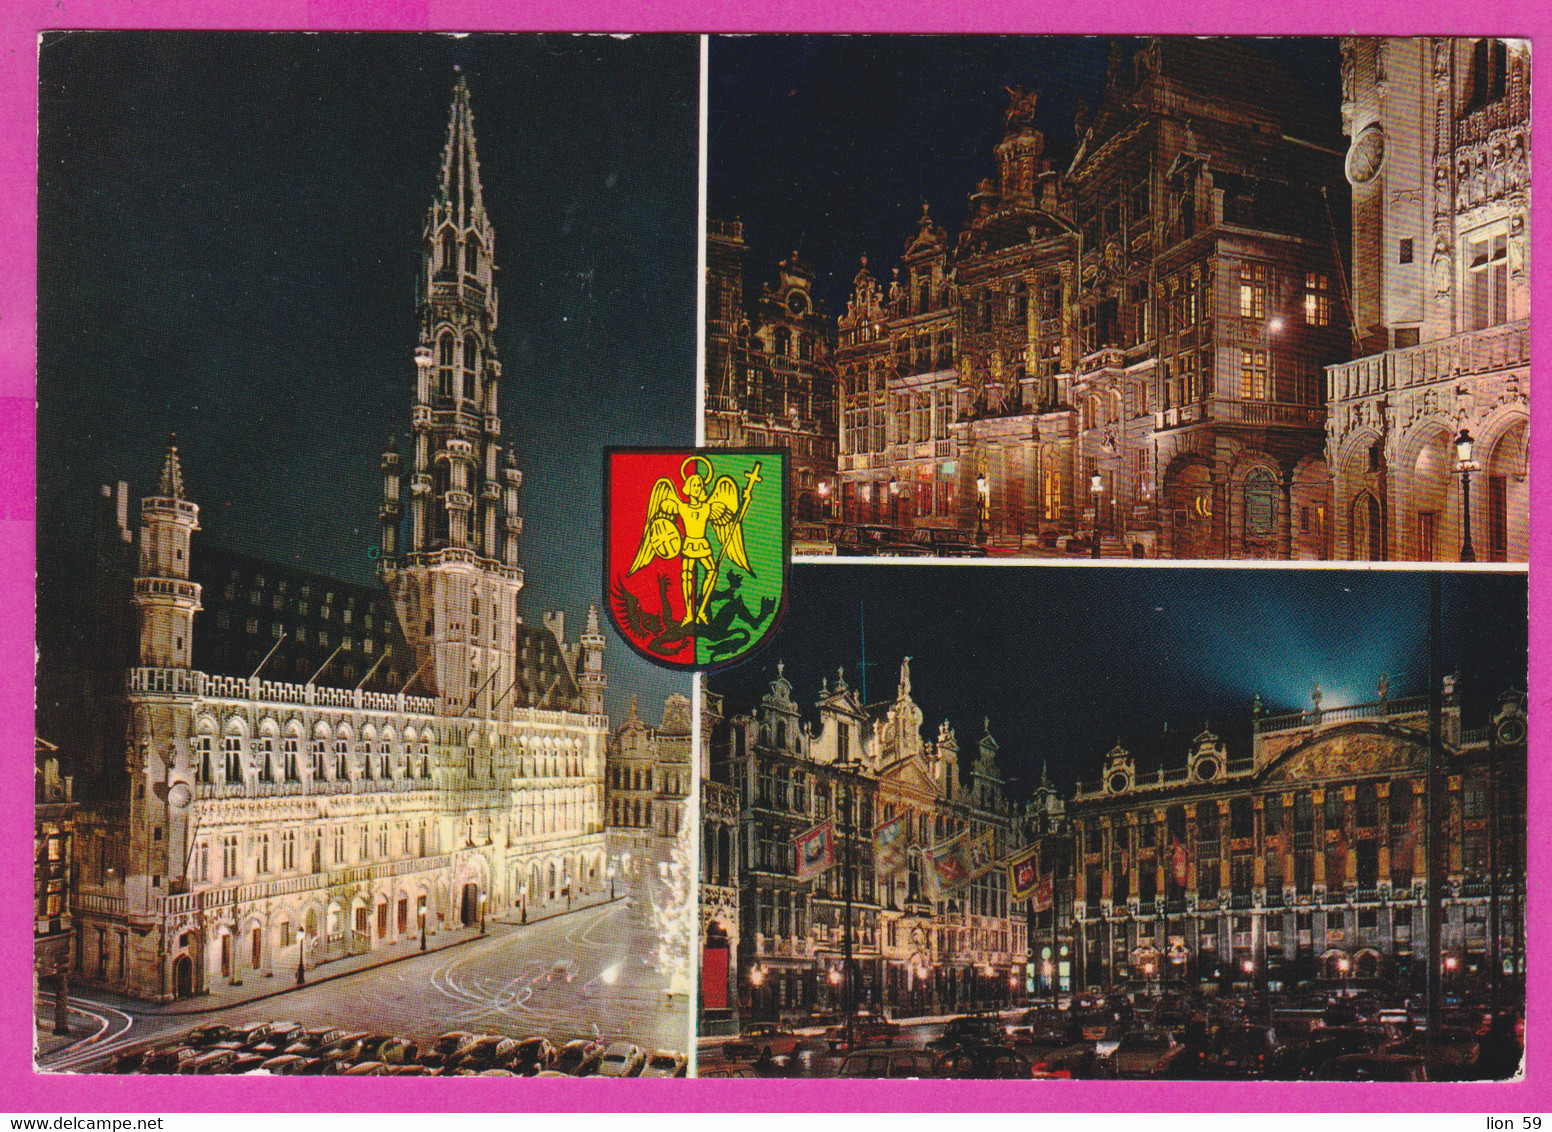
[386,1064,444,1077]
[106,1045,156,1074]
[504,1036,556,1075]
[935,1046,1033,1079]
[221,1053,270,1075]
[139,1046,199,1074]
[377,1037,419,1065]
[837,1048,941,1078]
[696,1064,758,1078]
[183,1024,235,1049]
[596,1041,646,1078]
[927,1014,1007,1051]
[833,525,931,558]
[639,1050,687,1078]
[910,527,987,558]
[791,524,836,556]
[1203,1024,1279,1078]
[1316,1053,1429,1082]
[294,1057,341,1076]
[824,1015,901,1053]
[723,1022,801,1061]
[1112,1031,1182,1078]
[1384,1027,1481,1079]
[178,1049,241,1075]
[421,1031,478,1068]
[341,1061,392,1076]
[550,1038,607,1077]
[257,1055,310,1075]
[452,1035,519,1071]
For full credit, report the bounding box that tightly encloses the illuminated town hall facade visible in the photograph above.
[56,80,627,1002]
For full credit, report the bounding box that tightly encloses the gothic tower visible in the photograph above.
[379,75,526,712]
[134,440,201,669]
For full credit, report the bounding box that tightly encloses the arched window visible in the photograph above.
[438,229,456,280]
[438,333,455,400]
[1244,468,1277,538]
[773,327,791,358]
[465,236,480,277]
[463,335,480,402]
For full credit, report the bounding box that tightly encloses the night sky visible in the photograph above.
[707,567,1528,799]
[709,35,1341,319]
[37,32,698,719]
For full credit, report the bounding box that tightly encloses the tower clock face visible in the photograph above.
[1496,716,1526,746]
[786,291,808,316]
[1346,124,1387,185]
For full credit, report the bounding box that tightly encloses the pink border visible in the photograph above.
[5,0,1545,1114]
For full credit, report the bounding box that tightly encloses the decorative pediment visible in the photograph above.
[1263,725,1426,785]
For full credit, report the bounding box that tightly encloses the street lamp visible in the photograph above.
[828,966,842,1009]
[608,863,617,902]
[419,903,427,952]
[817,480,830,520]
[1090,470,1104,559]
[889,476,899,527]
[975,472,989,545]
[479,891,487,936]
[1241,958,1255,978]
[1455,428,1479,562]
[295,925,306,986]
[520,883,528,925]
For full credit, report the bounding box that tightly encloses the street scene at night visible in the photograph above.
[40,887,685,1077]
[34,33,697,1076]
[706,35,1528,563]
[698,566,1527,1080]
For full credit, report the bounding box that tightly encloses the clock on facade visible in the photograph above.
[1496,715,1526,746]
[1346,124,1386,185]
[786,291,808,316]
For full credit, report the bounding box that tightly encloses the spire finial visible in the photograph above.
[157,435,185,500]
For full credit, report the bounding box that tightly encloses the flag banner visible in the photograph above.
[794,818,836,882]
[604,447,788,671]
[1032,875,1054,913]
[926,830,972,894]
[874,813,909,876]
[1172,838,1188,887]
[966,828,998,879]
[1007,844,1041,901]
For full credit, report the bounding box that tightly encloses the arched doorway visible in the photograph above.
[1350,491,1385,561]
[1407,426,1457,561]
[173,954,193,999]
[1165,460,1214,559]
[1484,418,1528,561]
[460,882,479,926]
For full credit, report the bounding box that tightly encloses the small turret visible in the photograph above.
[579,603,607,716]
[133,437,202,668]
[379,432,402,564]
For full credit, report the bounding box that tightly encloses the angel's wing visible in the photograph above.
[708,475,753,574]
[627,479,683,575]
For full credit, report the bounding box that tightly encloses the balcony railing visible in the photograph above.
[1327,319,1529,402]
[1215,399,1325,428]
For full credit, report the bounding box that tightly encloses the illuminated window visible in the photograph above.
[1238,263,1267,320]
[1303,273,1330,327]
[1239,349,1270,400]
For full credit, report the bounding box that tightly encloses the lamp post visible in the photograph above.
[975,472,989,545]
[419,904,427,952]
[479,891,487,936]
[750,964,766,1022]
[1455,428,1479,562]
[889,476,899,527]
[608,863,617,902]
[817,480,830,520]
[1090,470,1104,559]
[295,926,306,986]
[520,883,528,925]
[828,966,842,1011]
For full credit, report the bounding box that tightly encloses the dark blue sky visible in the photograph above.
[708,567,1527,797]
[37,32,698,719]
[709,35,1341,319]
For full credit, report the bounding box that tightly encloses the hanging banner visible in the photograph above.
[925,830,973,895]
[874,813,909,876]
[794,818,836,882]
[1171,838,1188,887]
[1031,876,1054,914]
[966,828,998,879]
[1007,844,1041,902]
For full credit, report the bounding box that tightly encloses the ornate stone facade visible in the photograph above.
[1066,683,1527,991]
[705,221,839,523]
[828,40,1350,558]
[61,79,615,1003]
[1327,37,1530,561]
[706,661,1029,1020]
